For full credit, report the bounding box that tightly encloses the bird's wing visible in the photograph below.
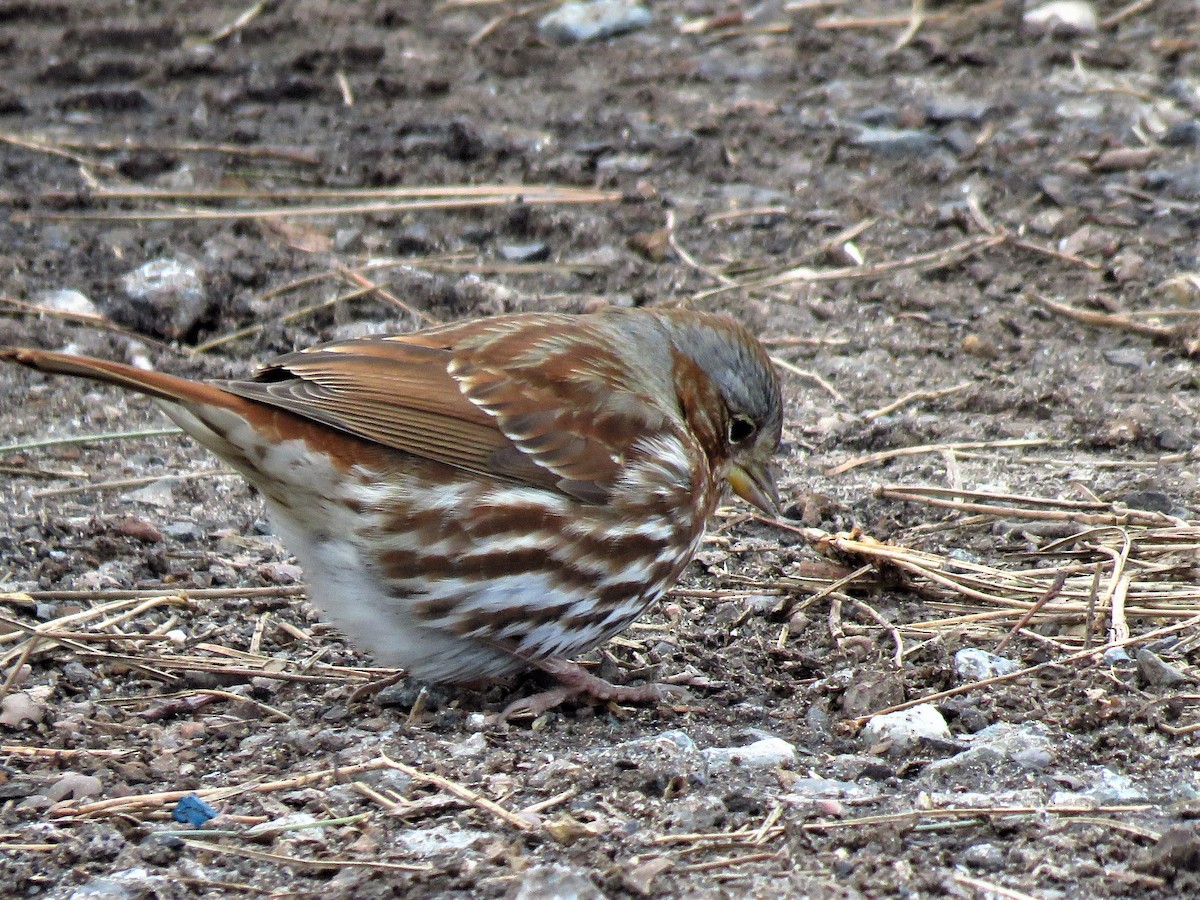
[219,314,673,503]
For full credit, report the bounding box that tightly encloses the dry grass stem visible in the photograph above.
[0,427,185,456]
[827,439,1053,476]
[378,753,537,832]
[770,357,847,405]
[862,381,973,421]
[0,296,178,349]
[952,874,1041,900]
[181,838,432,872]
[1035,295,1177,340]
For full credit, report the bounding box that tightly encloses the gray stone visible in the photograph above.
[1102,347,1149,370]
[124,479,176,509]
[117,257,208,339]
[590,729,707,785]
[851,127,943,158]
[513,863,607,900]
[1103,647,1133,666]
[1084,767,1147,803]
[782,777,875,800]
[448,732,488,758]
[927,722,1055,776]
[962,841,1006,871]
[162,521,202,543]
[538,1,652,44]
[395,824,489,857]
[702,737,797,773]
[1145,165,1200,200]
[664,794,727,832]
[1137,649,1189,687]
[924,97,993,124]
[955,648,1020,682]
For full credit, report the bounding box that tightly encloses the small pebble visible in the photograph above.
[116,256,209,339]
[1136,649,1189,688]
[1024,0,1098,33]
[702,737,797,773]
[962,841,1006,871]
[851,127,943,158]
[498,242,550,262]
[35,289,100,317]
[862,704,951,750]
[538,0,652,44]
[955,648,1020,682]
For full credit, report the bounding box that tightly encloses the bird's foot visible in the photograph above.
[499,656,689,720]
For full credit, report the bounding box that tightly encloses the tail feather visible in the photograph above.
[0,347,239,410]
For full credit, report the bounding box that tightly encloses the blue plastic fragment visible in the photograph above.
[172,793,219,826]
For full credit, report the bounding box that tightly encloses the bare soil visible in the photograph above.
[2,1,1200,897]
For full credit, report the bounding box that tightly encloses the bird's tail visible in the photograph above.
[0,347,237,409]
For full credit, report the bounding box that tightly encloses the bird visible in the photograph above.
[2,307,783,716]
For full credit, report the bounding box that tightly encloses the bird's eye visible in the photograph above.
[729,415,755,444]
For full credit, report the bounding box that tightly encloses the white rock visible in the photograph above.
[395,824,488,857]
[1024,0,1098,33]
[513,863,607,900]
[36,289,100,318]
[124,479,176,509]
[955,648,1020,682]
[702,737,796,773]
[1084,767,1147,803]
[449,732,488,758]
[538,0,652,44]
[862,704,951,749]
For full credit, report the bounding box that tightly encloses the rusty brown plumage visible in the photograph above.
[2,306,783,714]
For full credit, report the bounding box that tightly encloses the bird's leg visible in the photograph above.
[499,656,689,720]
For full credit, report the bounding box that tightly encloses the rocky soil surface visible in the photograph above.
[2,0,1200,897]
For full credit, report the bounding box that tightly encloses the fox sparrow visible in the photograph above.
[3,307,782,714]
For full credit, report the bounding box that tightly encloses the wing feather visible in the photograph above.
[216,312,681,503]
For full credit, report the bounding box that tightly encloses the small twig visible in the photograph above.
[845,612,1200,726]
[31,469,230,499]
[180,839,430,872]
[692,234,1004,302]
[1,745,132,758]
[827,438,1052,476]
[333,263,439,325]
[770,356,847,405]
[892,0,925,49]
[378,753,536,832]
[0,296,179,350]
[704,206,789,224]
[0,426,184,456]
[666,210,738,287]
[0,635,39,705]
[1099,0,1156,27]
[205,1,265,43]
[994,571,1068,654]
[953,874,1042,900]
[192,284,377,352]
[468,0,557,44]
[1084,563,1102,650]
[784,564,875,617]
[1034,295,1176,340]
[0,132,115,173]
[862,381,973,421]
[848,597,905,666]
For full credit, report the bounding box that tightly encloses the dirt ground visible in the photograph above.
[2,0,1200,896]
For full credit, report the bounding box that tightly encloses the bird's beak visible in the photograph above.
[728,462,780,517]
